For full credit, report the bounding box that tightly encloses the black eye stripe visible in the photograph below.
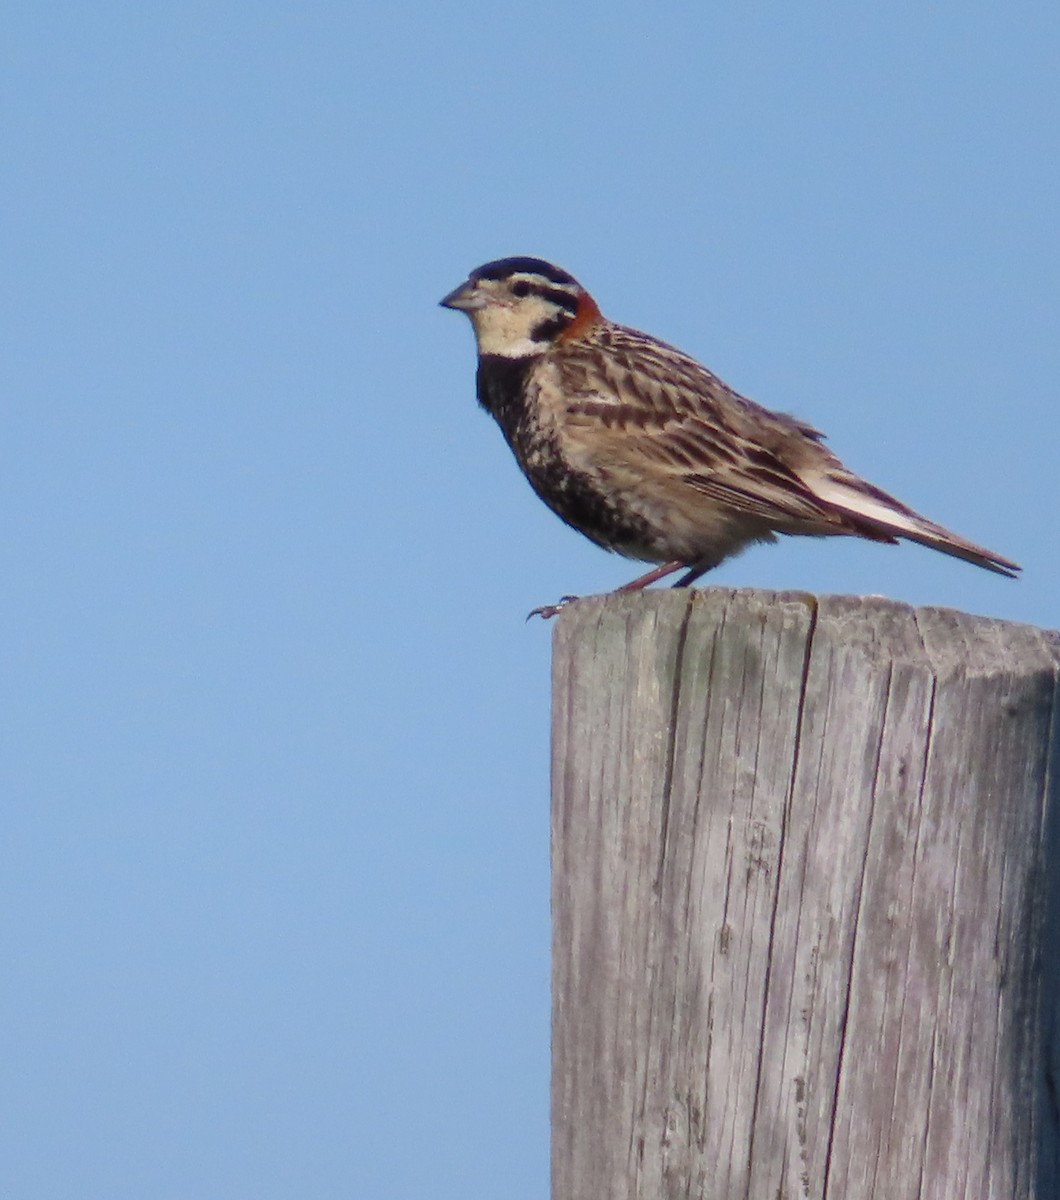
[512,281,579,311]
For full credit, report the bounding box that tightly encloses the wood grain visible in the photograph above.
[551,590,1060,1200]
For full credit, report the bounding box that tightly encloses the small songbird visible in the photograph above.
[440,256,1019,607]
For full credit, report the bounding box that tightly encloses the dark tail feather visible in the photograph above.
[811,474,1021,579]
[894,521,1020,578]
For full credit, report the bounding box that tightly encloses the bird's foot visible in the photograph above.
[526,595,579,622]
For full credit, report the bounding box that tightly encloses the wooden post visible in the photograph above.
[551,589,1060,1200]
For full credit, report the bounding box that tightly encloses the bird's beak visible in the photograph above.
[439,280,485,312]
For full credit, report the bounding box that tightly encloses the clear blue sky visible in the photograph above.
[3,4,1057,1197]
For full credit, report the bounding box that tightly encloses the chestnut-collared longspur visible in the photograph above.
[440,256,1020,599]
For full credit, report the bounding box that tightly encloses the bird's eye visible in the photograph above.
[511,280,533,298]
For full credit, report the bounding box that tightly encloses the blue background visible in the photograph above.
[4,5,1057,1197]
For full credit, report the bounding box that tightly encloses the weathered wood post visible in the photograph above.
[551,589,1060,1200]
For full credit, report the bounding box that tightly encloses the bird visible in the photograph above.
[440,256,1019,613]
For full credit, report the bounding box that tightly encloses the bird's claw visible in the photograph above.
[526,595,579,622]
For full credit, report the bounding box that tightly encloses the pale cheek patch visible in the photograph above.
[470,298,562,358]
[476,335,544,358]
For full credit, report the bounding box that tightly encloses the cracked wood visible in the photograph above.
[550,589,1060,1200]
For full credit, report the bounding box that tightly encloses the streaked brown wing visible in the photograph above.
[556,323,848,530]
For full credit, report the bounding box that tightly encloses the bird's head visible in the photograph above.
[440,256,601,358]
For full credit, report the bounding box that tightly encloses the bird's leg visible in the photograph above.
[528,559,695,622]
[614,560,688,592]
[672,558,718,588]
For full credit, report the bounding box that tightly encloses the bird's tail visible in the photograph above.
[807,473,1021,579]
